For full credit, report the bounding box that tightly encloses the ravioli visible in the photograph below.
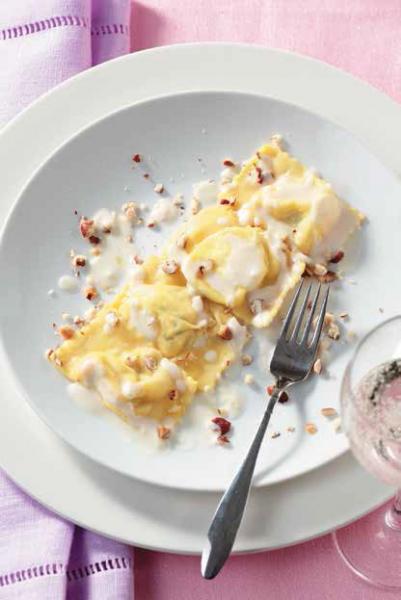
[50,138,362,425]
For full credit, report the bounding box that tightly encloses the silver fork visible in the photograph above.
[201,280,330,579]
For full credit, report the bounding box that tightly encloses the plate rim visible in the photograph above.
[0,42,394,553]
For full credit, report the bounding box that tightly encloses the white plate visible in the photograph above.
[0,43,395,552]
[1,89,400,491]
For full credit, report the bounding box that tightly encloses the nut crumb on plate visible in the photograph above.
[190,197,200,215]
[305,422,318,435]
[244,373,254,385]
[327,322,340,340]
[72,254,87,268]
[211,416,231,435]
[161,259,179,275]
[321,407,338,418]
[313,358,322,374]
[217,434,230,445]
[217,325,233,340]
[84,286,98,301]
[58,325,74,340]
[157,426,171,440]
[271,432,281,439]
[241,354,253,366]
[154,183,164,194]
[196,259,214,277]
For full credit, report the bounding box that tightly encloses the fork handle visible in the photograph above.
[201,384,286,579]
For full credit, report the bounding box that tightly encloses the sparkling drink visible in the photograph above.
[346,359,401,487]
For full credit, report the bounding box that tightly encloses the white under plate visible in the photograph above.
[0,44,395,552]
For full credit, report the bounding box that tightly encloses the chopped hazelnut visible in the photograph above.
[305,422,318,435]
[72,254,86,268]
[143,355,158,371]
[157,426,171,440]
[79,217,95,239]
[88,235,101,245]
[218,325,233,340]
[211,416,231,435]
[314,264,327,277]
[321,407,338,417]
[244,373,254,385]
[249,298,264,315]
[317,270,337,283]
[329,250,344,264]
[241,354,253,366]
[45,348,55,361]
[191,197,200,215]
[90,246,101,256]
[196,259,214,278]
[161,259,179,275]
[327,322,340,340]
[122,202,138,222]
[58,325,74,340]
[271,432,281,439]
[84,286,98,301]
[313,358,322,374]
[154,183,164,194]
[176,234,188,250]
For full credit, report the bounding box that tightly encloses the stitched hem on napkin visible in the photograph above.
[1,15,129,40]
[0,556,132,588]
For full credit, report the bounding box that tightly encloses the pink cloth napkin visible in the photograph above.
[0,2,133,598]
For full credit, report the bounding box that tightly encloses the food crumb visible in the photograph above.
[58,325,74,340]
[332,417,342,433]
[271,432,281,439]
[241,354,253,366]
[321,407,338,418]
[157,426,171,440]
[154,183,164,194]
[305,422,318,435]
[313,358,322,375]
[243,373,254,385]
[287,426,296,433]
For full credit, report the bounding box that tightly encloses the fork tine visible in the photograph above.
[300,283,321,344]
[280,280,304,338]
[289,283,312,343]
[310,286,330,352]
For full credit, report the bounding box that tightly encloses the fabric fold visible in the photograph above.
[0,2,133,599]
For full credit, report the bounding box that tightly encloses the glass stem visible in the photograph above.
[385,489,401,530]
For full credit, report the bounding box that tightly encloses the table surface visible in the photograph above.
[130,1,401,598]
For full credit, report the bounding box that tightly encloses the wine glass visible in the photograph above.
[333,315,401,589]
